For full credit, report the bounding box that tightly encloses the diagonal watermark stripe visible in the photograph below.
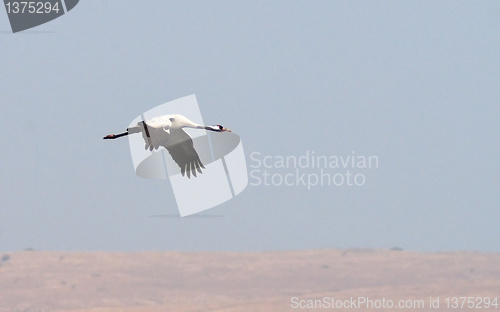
[3,0,79,33]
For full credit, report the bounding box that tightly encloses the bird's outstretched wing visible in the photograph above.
[137,120,170,151]
[138,120,204,178]
[163,130,205,178]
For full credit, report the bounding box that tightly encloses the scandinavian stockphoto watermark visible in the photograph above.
[290,296,499,310]
[291,296,426,310]
[3,0,79,33]
[249,150,379,189]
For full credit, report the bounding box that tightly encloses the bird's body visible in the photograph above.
[131,114,194,148]
[104,114,231,178]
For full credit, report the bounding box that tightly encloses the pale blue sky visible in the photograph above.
[0,1,498,252]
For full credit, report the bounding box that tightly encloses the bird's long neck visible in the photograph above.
[203,125,219,131]
[179,121,203,130]
[182,124,216,131]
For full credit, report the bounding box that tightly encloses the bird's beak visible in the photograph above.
[223,128,231,132]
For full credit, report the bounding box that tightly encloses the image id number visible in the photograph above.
[5,2,60,14]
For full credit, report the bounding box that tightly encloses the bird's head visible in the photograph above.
[207,125,231,132]
[217,125,231,132]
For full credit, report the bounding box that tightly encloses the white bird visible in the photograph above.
[104,114,231,178]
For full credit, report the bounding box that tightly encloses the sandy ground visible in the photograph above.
[0,249,499,311]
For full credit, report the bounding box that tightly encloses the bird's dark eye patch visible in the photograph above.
[218,125,223,130]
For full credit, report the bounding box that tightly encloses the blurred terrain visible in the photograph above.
[0,249,499,311]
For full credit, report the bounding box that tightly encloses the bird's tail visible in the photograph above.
[127,126,142,134]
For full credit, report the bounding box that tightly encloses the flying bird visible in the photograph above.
[104,114,231,178]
